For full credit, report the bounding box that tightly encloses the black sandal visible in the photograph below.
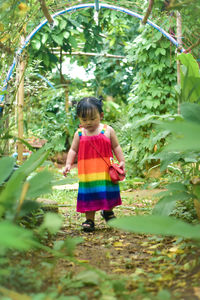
[101,210,116,222]
[82,219,95,232]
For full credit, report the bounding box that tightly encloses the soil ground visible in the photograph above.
[42,188,200,299]
[2,188,200,300]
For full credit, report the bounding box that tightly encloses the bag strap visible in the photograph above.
[84,126,110,167]
[87,138,111,168]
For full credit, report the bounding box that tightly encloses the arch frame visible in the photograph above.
[0,3,184,103]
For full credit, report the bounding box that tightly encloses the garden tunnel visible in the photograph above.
[0,2,185,162]
[0,2,184,104]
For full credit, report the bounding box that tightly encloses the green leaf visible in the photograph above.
[40,213,63,234]
[181,103,200,124]
[178,53,200,102]
[26,170,54,199]
[182,76,200,102]
[63,31,70,39]
[52,34,63,46]
[167,182,187,191]
[110,215,200,240]
[160,48,166,56]
[110,38,116,47]
[0,221,37,251]
[41,33,48,44]
[0,146,50,217]
[153,192,190,216]
[75,270,100,286]
[69,36,77,48]
[32,39,41,50]
[64,237,83,256]
[0,157,15,185]
[153,196,177,216]
[162,120,200,152]
[60,19,67,30]
[158,152,182,171]
[178,53,200,78]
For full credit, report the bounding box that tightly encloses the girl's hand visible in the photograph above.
[119,161,125,172]
[63,164,71,177]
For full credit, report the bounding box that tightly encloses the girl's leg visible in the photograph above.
[82,211,96,232]
[85,211,95,221]
[101,209,116,222]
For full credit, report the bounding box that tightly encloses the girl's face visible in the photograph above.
[79,109,103,132]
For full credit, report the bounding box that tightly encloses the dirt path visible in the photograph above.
[4,188,200,299]
[50,189,200,299]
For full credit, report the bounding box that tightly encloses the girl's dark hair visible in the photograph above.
[76,97,103,118]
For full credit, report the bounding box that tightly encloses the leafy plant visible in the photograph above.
[110,215,200,241]
[111,53,200,240]
[119,17,178,176]
[0,144,76,249]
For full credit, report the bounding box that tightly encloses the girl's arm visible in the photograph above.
[110,127,125,171]
[63,131,80,175]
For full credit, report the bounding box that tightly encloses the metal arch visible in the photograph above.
[0,3,185,104]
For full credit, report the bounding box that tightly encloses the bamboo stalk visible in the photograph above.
[39,0,54,25]
[142,0,154,25]
[176,11,182,115]
[53,50,125,59]
[17,182,30,213]
[16,30,26,163]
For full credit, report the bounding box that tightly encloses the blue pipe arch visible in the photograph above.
[0,2,185,105]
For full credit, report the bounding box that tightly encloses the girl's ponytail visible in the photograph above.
[98,95,104,109]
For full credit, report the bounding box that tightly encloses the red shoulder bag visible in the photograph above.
[88,138,125,184]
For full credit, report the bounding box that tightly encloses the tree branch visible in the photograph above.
[142,0,154,25]
[39,0,54,25]
[184,38,200,53]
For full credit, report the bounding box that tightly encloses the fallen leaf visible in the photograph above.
[148,243,162,249]
[77,259,90,263]
[112,268,126,273]
[169,246,184,254]
[113,241,123,247]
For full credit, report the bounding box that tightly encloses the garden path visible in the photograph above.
[46,187,200,299]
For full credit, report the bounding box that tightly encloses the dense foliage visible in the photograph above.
[0,1,200,299]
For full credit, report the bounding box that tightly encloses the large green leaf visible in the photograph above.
[178,53,200,102]
[181,102,200,124]
[162,120,200,152]
[110,215,200,241]
[167,182,187,191]
[39,213,63,235]
[0,157,15,185]
[0,221,37,251]
[153,192,190,216]
[0,146,50,217]
[26,170,54,199]
[178,53,200,78]
[182,76,200,103]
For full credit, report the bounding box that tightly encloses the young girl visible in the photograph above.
[63,97,125,232]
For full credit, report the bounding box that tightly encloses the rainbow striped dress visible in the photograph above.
[77,124,122,213]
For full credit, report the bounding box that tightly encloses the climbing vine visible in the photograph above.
[118,18,178,176]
